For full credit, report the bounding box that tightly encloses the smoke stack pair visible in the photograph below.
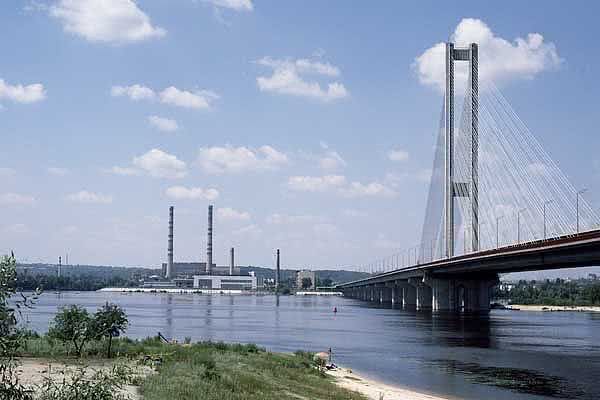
[207,205,213,275]
[230,247,234,276]
[166,206,174,279]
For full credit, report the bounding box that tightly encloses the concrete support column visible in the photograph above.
[403,285,416,308]
[431,278,451,311]
[409,276,432,311]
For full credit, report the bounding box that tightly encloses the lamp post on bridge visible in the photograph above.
[577,188,588,234]
[496,216,504,249]
[517,208,526,244]
[543,199,554,240]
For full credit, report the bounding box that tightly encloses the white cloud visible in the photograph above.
[47,167,69,176]
[0,168,16,178]
[148,115,178,132]
[0,193,36,206]
[319,150,346,170]
[107,166,141,176]
[266,213,323,225]
[217,207,251,221]
[66,190,113,204]
[414,18,561,91]
[388,149,409,162]
[233,224,262,238]
[50,0,166,44]
[287,175,396,198]
[3,224,29,234]
[526,162,549,176]
[207,0,253,12]
[197,145,288,174]
[287,175,346,192]
[111,84,155,100]
[342,209,367,218]
[165,186,219,201]
[133,149,187,179]
[256,57,348,102]
[0,79,46,103]
[111,84,218,109]
[373,233,400,250]
[341,182,396,198]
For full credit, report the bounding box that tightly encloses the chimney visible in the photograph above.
[207,205,213,275]
[58,256,62,278]
[166,206,174,279]
[230,247,234,276]
[275,249,280,291]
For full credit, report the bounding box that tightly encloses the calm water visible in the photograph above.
[19,292,600,400]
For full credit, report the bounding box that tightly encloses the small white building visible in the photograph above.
[193,274,257,290]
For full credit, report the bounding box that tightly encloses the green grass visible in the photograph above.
[21,337,366,400]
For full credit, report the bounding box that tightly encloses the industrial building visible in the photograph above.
[296,270,316,290]
[145,204,257,291]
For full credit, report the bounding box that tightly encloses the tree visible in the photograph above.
[93,302,128,358]
[0,254,35,400]
[48,305,94,357]
[301,277,313,290]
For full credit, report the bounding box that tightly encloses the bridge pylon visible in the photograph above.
[445,42,479,257]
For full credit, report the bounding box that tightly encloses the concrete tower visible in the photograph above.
[230,247,234,276]
[207,205,213,275]
[166,206,174,279]
[445,42,479,258]
[275,249,280,291]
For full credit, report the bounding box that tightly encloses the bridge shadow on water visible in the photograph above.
[357,301,592,400]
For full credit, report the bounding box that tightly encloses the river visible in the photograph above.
[19,291,600,400]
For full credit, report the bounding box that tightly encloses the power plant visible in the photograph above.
[147,204,257,291]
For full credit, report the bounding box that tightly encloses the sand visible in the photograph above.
[508,304,600,312]
[327,367,454,400]
[15,358,151,399]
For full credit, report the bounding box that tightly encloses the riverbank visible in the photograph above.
[327,367,453,400]
[19,337,368,399]
[508,304,600,312]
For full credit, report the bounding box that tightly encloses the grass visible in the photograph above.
[21,337,366,400]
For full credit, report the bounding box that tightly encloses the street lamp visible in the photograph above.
[496,216,504,248]
[543,199,554,240]
[577,188,588,234]
[517,208,526,244]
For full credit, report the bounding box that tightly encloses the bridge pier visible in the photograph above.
[408,277,432,311]
[427,274,498,312]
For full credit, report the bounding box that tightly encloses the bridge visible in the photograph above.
[337,43,600,312]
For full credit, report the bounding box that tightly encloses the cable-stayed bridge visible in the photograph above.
[337,42,600,312]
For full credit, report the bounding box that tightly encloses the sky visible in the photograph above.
[1,1,600,270]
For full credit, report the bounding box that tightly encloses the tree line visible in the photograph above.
[495,279,600,306]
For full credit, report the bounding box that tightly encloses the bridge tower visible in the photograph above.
[445,42,478,257]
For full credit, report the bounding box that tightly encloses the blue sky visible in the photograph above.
[1,1,599,269]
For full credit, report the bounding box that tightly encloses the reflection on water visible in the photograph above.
[19,292,600,400]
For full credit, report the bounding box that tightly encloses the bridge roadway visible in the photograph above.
[337,229,600,312]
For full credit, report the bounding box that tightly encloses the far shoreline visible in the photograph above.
[507,304,600,312]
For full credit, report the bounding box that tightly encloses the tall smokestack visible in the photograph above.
[275,249,280,291]
[230,247,234,276]
[58,256,62,278]
[166,206,174,279]
[207,205,213,275]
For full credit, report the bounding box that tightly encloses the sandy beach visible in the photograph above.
[508,304,600,312]
[328,367,454,400]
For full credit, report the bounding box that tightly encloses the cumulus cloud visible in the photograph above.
[106,166,141,176]
[217,207,251,221]
[287,175,396,198]
[388,149,409,162]
[0,193,36,206]
[287,175,346,192]
[165,186,219,200]
[197,145,288,174]
[133,149,187,179]
[0,79,46,103]
[50,0,166,44]
[207,0,253,12]
[111,85,218,109]
[66,190,113,204]
[319,150,346,170]
[256,57,348,102]
[233,224,262,238]
[266,213,323,225]
[414,18,561,91]
[0,168,16,178]
[47,167,69,176]
[3,224,29,234]
[148,115,178,132]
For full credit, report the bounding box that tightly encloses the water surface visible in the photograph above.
[20,292,600,400]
